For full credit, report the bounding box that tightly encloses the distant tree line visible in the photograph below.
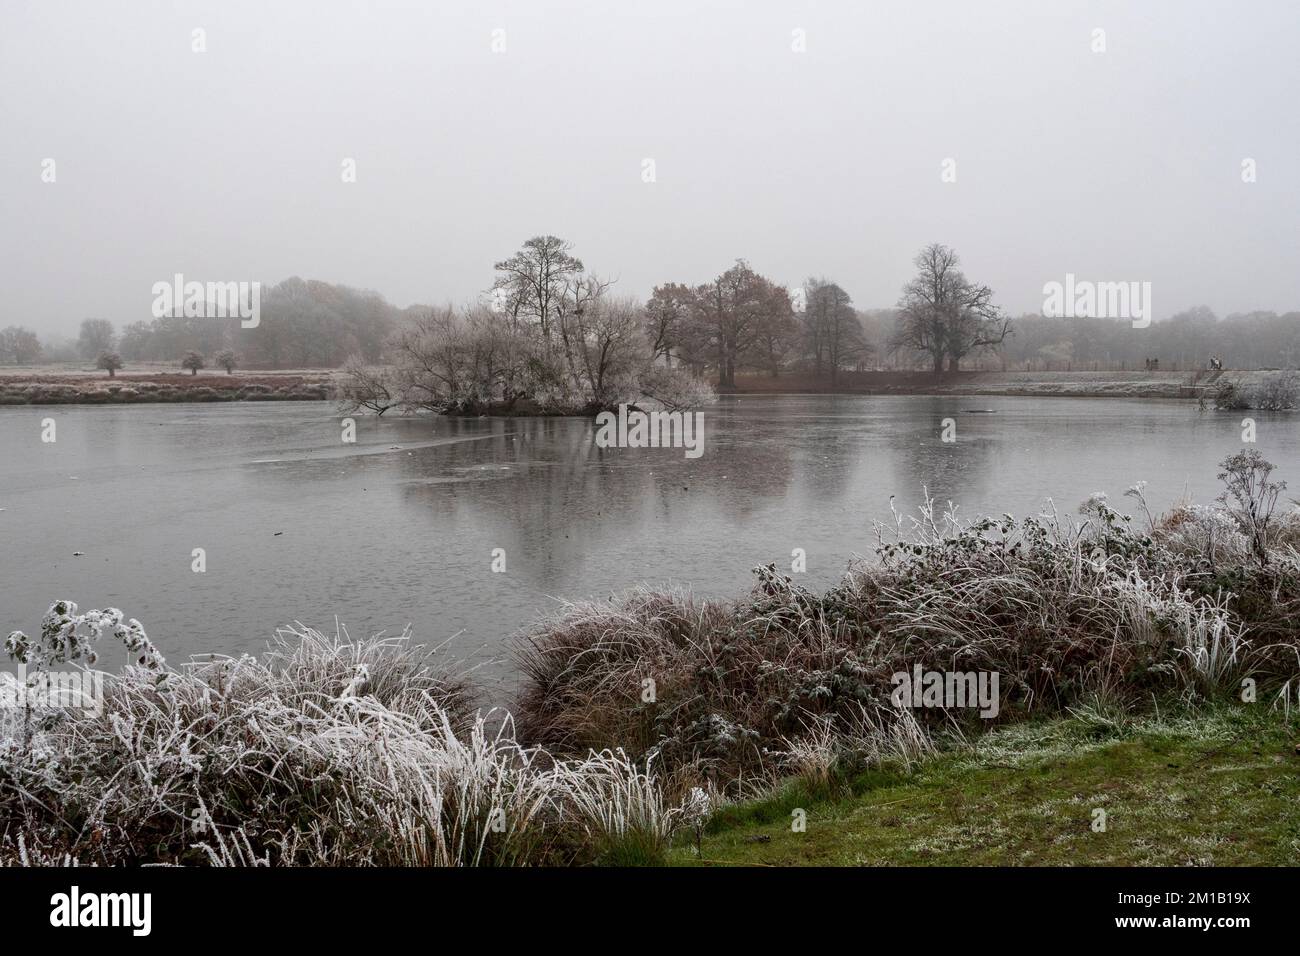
[2,280,397,371]
[0,326,42,364]
[6,243,1298,379]
[646,265,870,387]
[114,278,401,368]
[336,239,1016,415]
[998,306,1300,371]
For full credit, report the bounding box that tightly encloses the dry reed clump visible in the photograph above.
[770,705,936,791]
[515,480,1300,790]
[514,587,734,763]
[1,621,706,866]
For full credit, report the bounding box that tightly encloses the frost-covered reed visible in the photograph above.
[1,623,703,867]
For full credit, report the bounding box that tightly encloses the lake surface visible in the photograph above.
[2,395,1296,695]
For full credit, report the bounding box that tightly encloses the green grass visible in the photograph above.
[668,705,1300,866]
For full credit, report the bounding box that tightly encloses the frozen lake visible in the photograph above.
[3,395,1295,694]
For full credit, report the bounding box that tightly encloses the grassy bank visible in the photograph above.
[730,368,1297,402]
[0,367,334,405]
[672,705,1300,866]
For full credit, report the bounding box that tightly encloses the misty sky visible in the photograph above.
[3,0,1299,337]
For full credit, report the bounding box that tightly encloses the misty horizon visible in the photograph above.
[4,0,1300,336]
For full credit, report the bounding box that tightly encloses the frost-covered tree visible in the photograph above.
[95,350,123,378]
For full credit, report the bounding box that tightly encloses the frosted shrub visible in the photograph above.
[519,461,1299,793]
[6,601,162,669]
[638,365,717,411]
[4,602,162,745]
[1274,507,1300,553]
[1215,372,1299,411]
[1251,370,1299,410]
[1218,450,1287,566]
[1157,504,1252,564]
[675,786,713,833]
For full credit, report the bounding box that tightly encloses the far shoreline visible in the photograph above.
[725,367,1281,401]
[0,366,334,406]
[0,366,1288,407]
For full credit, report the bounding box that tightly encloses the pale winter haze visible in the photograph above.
[3,0,1299,336]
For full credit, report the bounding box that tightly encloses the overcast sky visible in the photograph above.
[3,0,1299,336]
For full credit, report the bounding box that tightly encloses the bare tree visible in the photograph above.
[491,235,585,343]
[78,319,116,361]
[801,278,828,375]
[569,295,648,410]
[945,283,1011,372]
[750,282,799,377]
[554,273,614,396]
[387,306,478,411]
[644,283,694,367]
[0,326,42,365]
[804,279,869,384]
[686,260,770,388]
[892,243,1009,373]
[338,357,402,415]
[336,236,715,416]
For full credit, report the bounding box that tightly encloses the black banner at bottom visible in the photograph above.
[0,865,1278,942]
